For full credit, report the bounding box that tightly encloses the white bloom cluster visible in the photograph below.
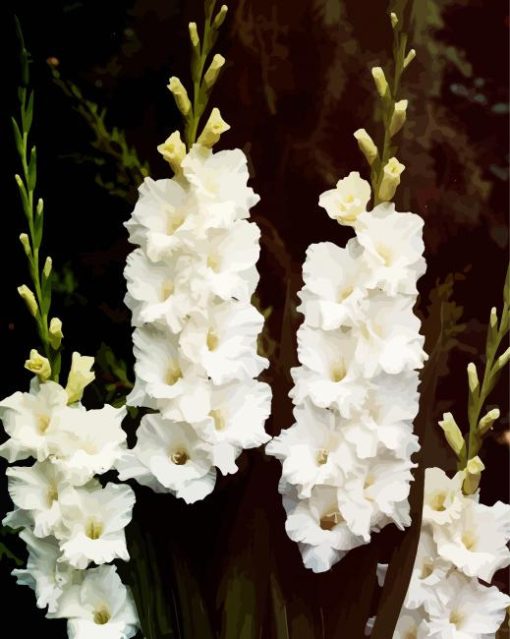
[387,467,510,638]
[120,143,272,503]
[267,172,427,572]
[0,379,139,638]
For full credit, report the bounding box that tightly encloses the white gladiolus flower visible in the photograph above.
[393,609,430,639]
[318,172,371,226]
[56,482,135,569]
[123,413,216,503]
[423,467,466,526]
[433,499,510,582]
[424,572,510,638]
[52,565,139,639]
[355,203,425,295]
[12,529,77,613]
[179,301,267,384]
[404,529,450,610]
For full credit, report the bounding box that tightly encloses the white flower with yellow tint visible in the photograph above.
[56,482,135,570]
[318,171,371,226]
[393,609,430,639]
[51,565,139,639]
[423,467,465,527]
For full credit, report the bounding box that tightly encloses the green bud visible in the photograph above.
[49,317,64,350]
[478,408,500,436]
[496,347,510,370]
[353,128,379,166]
[438,412,465,458]
[213,4,228,29]
[19,233,31,256]
[403,49,416,69]
[371,66,389,98]
[389,99,408,136]
[490,306,498,329]
[462,455,485,496]
[36,198,44,216]
[188,22,200,48]
[390,12,398,28]
[168,77,192,117]
[467,362,479,393]
[17,284,38,317]
[204,54,226,88]
[43,256,52,279]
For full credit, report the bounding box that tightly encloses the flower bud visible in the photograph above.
[15,174,23,188]
[157,130,187,174]
[489,306,498,329]
[478,407,500,436]
[43,256,52,279]
[213,4,228,29]
[389,99,408,136]
[25,349,51,382]
[19,233,31,256]
[496,347,510,370]
[36,198,44,216]
[353,129,379,166]
[197,107,230,148]
[17,284,38,317]
[65,352,95,404]
[462,455,485,496]
[49,317,64,350]
[371,66,389,98]
[204,54,226,88]
[467,362,479,393]
[378,157,405,202]
[438,412,465,458]
[390,12,398,28]
[404,49,416,69]
[188,22,200,48]
[168,77,192,116]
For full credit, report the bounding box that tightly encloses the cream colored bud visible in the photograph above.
[389,99,408,136]
[353,128,379,166]
[378,157,405,202]
[371,66,389,98]
[19,233,31,256]
[390,12,398,28]
[17,284,38,317]
[467,362,479,393]
[213,4,228,29]
[438,412,465,458]
[65,352,95,404]
[404,49,416,69]
[188,22,200,48]
[157,130,187,174]
[43,256,52,279]
[25,349,51,382]
[168,76,192,116]
[36,198,44,216]
[197,107,230,148]
[49,317,64,350]
[15,174,23,188]
[496,347,510,370]
[204,54,226,88]
[478,408,500,436]
[490,306,498,329]
[462,455,485,495]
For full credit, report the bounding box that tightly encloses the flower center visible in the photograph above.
[37,414,51,434]
[330,361,346,383]
[420,560,434,579]
[161,280,174,300]
[170,449,189,465]
[93,605,111,625]
[316,448,329,465]
[461,530,477,551]
[429,491,447,511]
[166,362,182,386]
[449,610,463,628]
[337,286,353,302]
[206,330,219,351]
[207,253,221,272]
[320,509,343,531]
[375,243,393,266]
[404,631,417,639]
[166,208,185,235]
[210,409,225,431]
[85,518,104,540]
[47,484,59,507]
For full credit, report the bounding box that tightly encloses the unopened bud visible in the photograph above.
[49,317,64,350]
[197,107,230,148]
[19,233,31,256]
[213,4,228,29]
[353,129,379,166]
[17,284,38,317]
[490,306,498,329]
[467,362,479,393]
[389,99,408,136]
[43,256,52,279]
[157,130,187,174]
[496,347,510,370]
[204,54,226,88]
[25,349,51,382]
[438,412,465,458]
[65,352,95,404]
[168,76,192,116]
[371,66,389,98]
[15,174,23,188]
[478,408,500,436]
[378,156,405,202]
[462,456,485,496]
[403,49,416,69]
[390,12,398,28]
[188,22,200,48]
[36,198,44,216]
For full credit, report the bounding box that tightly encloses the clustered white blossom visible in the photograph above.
[378,467,510,638]
[267,172,427,572]
[0,378,139,638]
[120,143,272,503]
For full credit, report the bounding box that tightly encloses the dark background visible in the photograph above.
[0,0,508,637]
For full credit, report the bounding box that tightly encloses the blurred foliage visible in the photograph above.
[0,526,22,567]
[92,342,133,407]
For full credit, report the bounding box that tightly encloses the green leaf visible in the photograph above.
[11,117,23,155]
[28,145,37,191]
[25,90,34,132]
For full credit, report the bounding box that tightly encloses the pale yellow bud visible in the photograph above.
[404,49,416,69]
[371,66,389,98]
[188,22,200,48]
[467,362,479,393]
[197,108,230,148]
[353,129,379,166]
[65,352,95,404]
[478,408,500,436]
[19,233,31,256]
[213,4,228,29]
[157,130,187,174]
[43,256,52,279]
[49,317,64,350]
[389,99,408,136]
[378,157,405,202]
[438,412,465,458]
[15,174,23,188]
[204,54,226,88]
[496,347,510,370]
[390,12,398,28]
[17,284,38,317]
[490,306,498,329]
[168,76,191,116]
[25,349,51,382]
[462,456,485,496]
[36,198,44,216]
